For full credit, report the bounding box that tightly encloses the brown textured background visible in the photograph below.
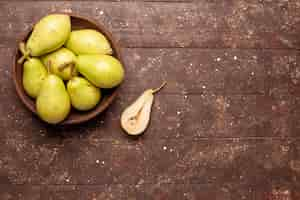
[0,0,300,199]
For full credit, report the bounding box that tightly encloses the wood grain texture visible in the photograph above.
[0,139,299,198]
[216,0,300,49]
[0,47,277,95]
[1,1,300,49]
[0,1,217,48]
[0,47,296,140]
[0,0,300,199]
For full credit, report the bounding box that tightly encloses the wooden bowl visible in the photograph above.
[12,14,123,125]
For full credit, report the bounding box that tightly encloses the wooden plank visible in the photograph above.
[146,139,300,198]
[8,0,194,2]
[1,181,299,199]
[216,0,300,49]
[0,1,217,48]
[264,50,297,95]
[0,139,299,197]
[0,47,269,95]
[0,185,41,200]
[263,50,300,96]
[261,0,300,49]
[211,50,266,94]
[0,184,253,199]
[1,1,300,49]
[1,138,299,187]
[44,187,81,200]
[291,96,300,137]
[78,183,254,200]
[290,51,300,95]
[254,139,300,199]
[42,186,81,200]
[0,137,147,184]
[140,183,254,200]
[215,0,266,49]
[122,49,266,95]
[183,94,293,138]
[146,139,258,184]
[78,185,144,200]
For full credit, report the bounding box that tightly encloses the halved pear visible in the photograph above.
[121,82,166,136]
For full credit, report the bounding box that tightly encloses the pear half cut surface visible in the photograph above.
[121,82,166,136]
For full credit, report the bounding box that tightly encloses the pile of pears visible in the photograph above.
[19,14,124,124]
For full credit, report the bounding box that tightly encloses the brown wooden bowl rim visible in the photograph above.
[12,13,123,125]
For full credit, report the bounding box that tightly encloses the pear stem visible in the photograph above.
[58,61,75,72]
[46,61,51,74]
[70,63,76,77]
[19,42,26,55]
[17,42,30,64]
[57,61,76,78]
[152,81,167,94]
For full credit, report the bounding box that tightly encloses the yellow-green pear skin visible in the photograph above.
[26,14,71,56]
[36,75,71,124]
[76,55,124,88]
[22,58,47,98]
[67,77,101,111]
[66,29,112,55]
[42,48,77,80]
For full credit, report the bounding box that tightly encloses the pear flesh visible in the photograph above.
[67,77,101,111]
[66,29,112,55]
[76,54,124,88]
[36,74,71,124]
[121,82,166,135]
[19,14,71,63]
[22,58,47,98]
[42,48,77,80]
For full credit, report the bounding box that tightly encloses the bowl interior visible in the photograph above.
[13,14,122,125]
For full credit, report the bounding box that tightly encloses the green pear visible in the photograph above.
[36,74,71,124]
[41,48,77,80]
[67,77,101,111]
[18,14,71,63]
[22,58,47,98]
[76,55,124,88]
[65,29,112,55]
